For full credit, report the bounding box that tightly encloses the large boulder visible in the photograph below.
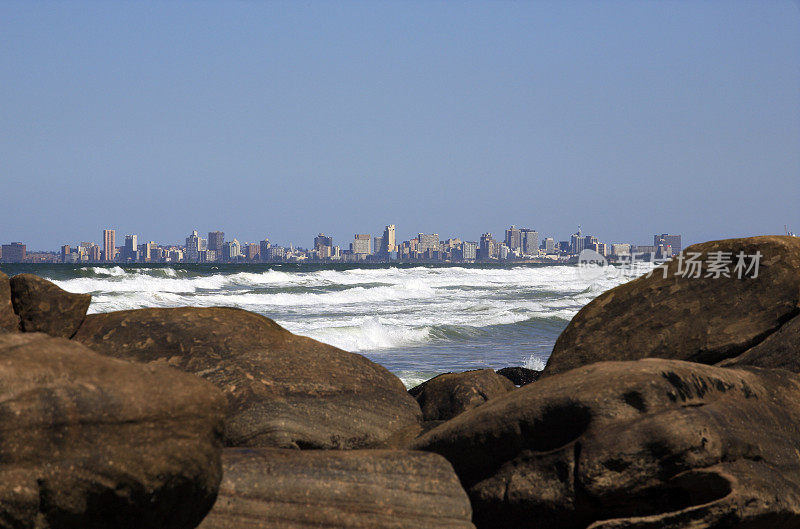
[414,359,800,529]
[544,236,800,377]
[0,332,226,529]
[0,270,19,332]
[198,448,475,529]
[73,307,422,449]
[10,273,91,338]
[409,369,515,422]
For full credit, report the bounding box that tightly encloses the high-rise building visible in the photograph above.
[314,233,333,251]
[208,231,225,256]
[123,234,138,261]
[373,236,383,256]
[462,241,478,260]
[265,246,285,261]
[61,245,71,263]
[654,234,682,255]
[479,233,497,259]
[259,239,271,261]
[1,242,26,262]
[86,243,101,262]
[544,237,556,253]
[520,229,539,256]
[382,225,396,253]
[417,233,439,253]
[245,243,259,260]
[352,234,371,255]
[222,239,241,261]
[185,230,201,262]
[570,230,585,255]
[103,229,116,262]
[504,226,522,250]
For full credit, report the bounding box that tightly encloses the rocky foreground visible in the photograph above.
[1,235,799,528]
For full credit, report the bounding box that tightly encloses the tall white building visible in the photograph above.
[382,224,396,253]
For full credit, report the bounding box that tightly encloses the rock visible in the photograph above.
[544,236,800,377]
[413,359,800,529]
[0,332,226,529]
[719,312,800,372]
[496,366,540,386]
[198,448,475,529]
[409,369,515,422]
[73,307,422,449]
[0,270,19,332]
[10,273,91,338]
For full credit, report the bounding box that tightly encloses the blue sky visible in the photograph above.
[1,1,798,250]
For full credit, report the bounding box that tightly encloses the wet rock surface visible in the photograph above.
[544,236,800,377]
[73,306,422,449]
[198,448,475,529]
[9,273,91,338]
[496,366,540,386]
[0,332,226,529]
[409,369,515,422]
[414,359,800,529]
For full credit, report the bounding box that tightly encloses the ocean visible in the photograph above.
[0,262,646,387]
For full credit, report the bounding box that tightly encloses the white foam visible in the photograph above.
[286,317,432,352]
[523,355,547,371]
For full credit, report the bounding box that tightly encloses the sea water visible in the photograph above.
[1,263,644,387]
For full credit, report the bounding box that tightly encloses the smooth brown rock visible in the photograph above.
[198,448,475,529]
[496,366,540,386]
[544,236,800,377]
[73,307,422,449]
[414,359,800,529]
[10,273,91,338]
[409,369,515,421]
[0,270,19,332]
[719,313,800,372]
[0,332,226,529]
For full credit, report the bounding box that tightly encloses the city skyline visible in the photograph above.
[1,224,692,264]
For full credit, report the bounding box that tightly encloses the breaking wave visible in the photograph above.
[38,263,643,380]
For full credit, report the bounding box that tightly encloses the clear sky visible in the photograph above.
[1,1,798,250]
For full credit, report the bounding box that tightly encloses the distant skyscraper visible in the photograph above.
[417,233,439,253]
[570,229,585,255]
[654,234,682,255]
[123,234,138,261]
[265,246,285,261]
[314,233,333,250]
[61,245,70,263]
[1,242,26,262]
[462,241,478,260]
[373,236,383,255]
[222,239,241,261]
[382,225,396,253]
[479,233,497,259]
[505,226,522,250]
[544,237,556,253]
[245,243,259,260]
[352,234,371,255]
[520,229,539,256]
[186,230,201,262]
[259,238,271,261]
[103,229,115,262]
[208,231,225,257]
